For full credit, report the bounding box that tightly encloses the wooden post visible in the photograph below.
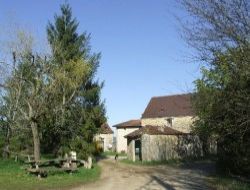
[15,155,18,162]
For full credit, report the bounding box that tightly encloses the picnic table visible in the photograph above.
[26,166,78,178]
[26,159,84,168]
[25,158,85,177]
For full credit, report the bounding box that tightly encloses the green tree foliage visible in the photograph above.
[47,4,87,63]
[0,3,106,161]
[44,3,106,157]
[0,52,49,161]
[193,47,250,174]
[180,0,250,175]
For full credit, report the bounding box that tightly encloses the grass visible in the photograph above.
[0,159,101,190]
[120,158,182,166]
[207,175,250,190]
[120,156,211,166]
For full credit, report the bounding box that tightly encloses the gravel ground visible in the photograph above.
[71,158,215,190]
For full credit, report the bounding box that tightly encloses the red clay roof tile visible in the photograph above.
[113,119,141,128]
[99,123,114,134]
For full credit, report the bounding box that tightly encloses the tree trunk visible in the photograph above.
[2,126,11,158]
[31,121,40,162]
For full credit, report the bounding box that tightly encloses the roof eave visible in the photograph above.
[141,114,195,119]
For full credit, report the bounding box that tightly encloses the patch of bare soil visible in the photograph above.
[71,158,215,190]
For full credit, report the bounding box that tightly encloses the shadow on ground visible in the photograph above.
[136,160,215,190]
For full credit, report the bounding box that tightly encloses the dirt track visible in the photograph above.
[71,158,214,190]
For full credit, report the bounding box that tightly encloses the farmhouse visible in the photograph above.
[113,120,141,153]
[141,93,194,133]
[94,123,114,152]
[124,93,203,161]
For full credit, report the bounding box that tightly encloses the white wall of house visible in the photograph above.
[141,116,194,133]
[94,133,113,152]
[116,127,139,153]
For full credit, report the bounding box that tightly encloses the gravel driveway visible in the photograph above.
[71,158,214,190]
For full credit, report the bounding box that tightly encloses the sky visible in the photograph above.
[0,0,200,129]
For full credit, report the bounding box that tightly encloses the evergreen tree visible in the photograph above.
[47,4,85,63]
[45,3,106,157]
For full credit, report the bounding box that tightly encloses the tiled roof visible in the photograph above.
[142,93,194,118]
[124,125,185,139]
[99,123,114,134]
[113,119,141,128]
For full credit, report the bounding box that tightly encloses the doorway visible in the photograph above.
[135,139,142,161]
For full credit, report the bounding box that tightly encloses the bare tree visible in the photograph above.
[179,0,250,62]
[178,0,250,174]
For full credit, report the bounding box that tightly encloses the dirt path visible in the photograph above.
[71,158,214,190]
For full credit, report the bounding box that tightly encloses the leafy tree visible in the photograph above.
[0,3,105,161]
[0,31,45,161]
[1,52,49,162]
[179,0,250,174]
[45,3,106,157]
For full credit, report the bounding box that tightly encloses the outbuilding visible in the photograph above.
[125,125,202,161]
[124,94,203,161]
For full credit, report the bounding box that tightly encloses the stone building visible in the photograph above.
[125,93,203,161]
[141,93,194,133]
[113,120,141,153]
[94,123,114,152]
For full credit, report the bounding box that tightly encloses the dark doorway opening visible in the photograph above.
[135,139,142,161]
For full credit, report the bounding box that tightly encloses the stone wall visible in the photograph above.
[140,134,203,161]
[116,127,139,153]
[141,116,194,133]
[141,135,179,161]
[127,139,135,161]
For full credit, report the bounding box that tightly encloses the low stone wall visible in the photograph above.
[140,134,203,161]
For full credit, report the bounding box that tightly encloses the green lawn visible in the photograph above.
[0,159,101,190]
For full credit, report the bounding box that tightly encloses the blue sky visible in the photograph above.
[0,0,200,128]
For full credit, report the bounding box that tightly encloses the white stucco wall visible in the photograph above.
[116,127,139,153]
[141,116,194,133]
[94,134,113,152]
